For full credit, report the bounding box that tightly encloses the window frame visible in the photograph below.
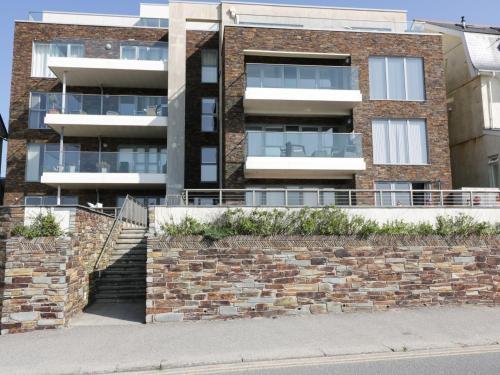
[369,56,426,101]
[201,97,218,133]
[371,118,429,166]
[201,49,218,83]
[200,146,218,183]
[24,195,78,206]
[31,41,85,78]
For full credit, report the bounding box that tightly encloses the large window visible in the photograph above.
[25,196,78,206]
[489,154,499,188]
[369,57,425,100]
[201,98,217,132]
[201,147,217,182]
[201,49,218,83]
[375,182,431,207]
[117,146,167,173]
[32,42,84,78]
[26,143,80,182]
[372,119,428,165]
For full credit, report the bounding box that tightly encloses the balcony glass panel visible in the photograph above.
[246,131,362,158]
[36,93,167,116]
[246,64,359,90]
[43,151,167,174]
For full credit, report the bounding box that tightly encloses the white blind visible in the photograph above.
[26,144,42,181]
[369,57,425,100]
[372,119,428,165]
[32,43,53,78]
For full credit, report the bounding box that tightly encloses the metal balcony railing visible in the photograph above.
[246,131,363,158]
[181,189,500,208]
[246,63,359,90]
[43,151,167,174]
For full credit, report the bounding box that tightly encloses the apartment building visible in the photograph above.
[5,1,452,208]
[424,20,500,189]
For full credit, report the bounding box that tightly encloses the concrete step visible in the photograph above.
[119,233,147,239]
[100,274,145,281]
[95,290,145,298]
[97,284,146,292]
[111,248,147,255]
[116,238,147,245]
[109,253,146,264]
[93,297,145,303]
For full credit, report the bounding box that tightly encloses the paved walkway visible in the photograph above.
[0,305,499,375]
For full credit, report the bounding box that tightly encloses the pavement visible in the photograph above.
[0,304,499,375]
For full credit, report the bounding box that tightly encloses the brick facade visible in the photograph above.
[222,26,452,190]
[5,22,168,207]
[146,236,499,322]
[185,31,220,189]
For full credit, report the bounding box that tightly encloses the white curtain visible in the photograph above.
[31,43,53,78]
[26,144,42,181]
[406,58,425,100]
[372,119,428,165]
[407,119,428,164]
[372,120,388,164]
[369,57,387,99]
[387,58,406,100]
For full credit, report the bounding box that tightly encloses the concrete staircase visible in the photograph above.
[94,227,147,302]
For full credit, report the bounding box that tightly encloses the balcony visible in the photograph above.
[47,41,168,88]
[41,93,167,138]
[244,64,362,116]
[245,131,366,179]
[40,151,167,189]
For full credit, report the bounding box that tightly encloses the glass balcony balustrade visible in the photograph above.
[38,93,167,116]
[43,151,167,174]
[246,131,362,158]
[246,63,359,90]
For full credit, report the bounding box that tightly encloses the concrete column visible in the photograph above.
[62,71,67,114]
[58,126,64,172]
[166,3,187,199]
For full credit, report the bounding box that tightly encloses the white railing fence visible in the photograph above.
[182,189,500,208]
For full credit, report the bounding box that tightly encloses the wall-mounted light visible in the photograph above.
[105,43,112,50]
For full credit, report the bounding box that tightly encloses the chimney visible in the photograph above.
[461,16,466,29]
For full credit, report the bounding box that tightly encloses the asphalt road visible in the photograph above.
[143,348,500,375]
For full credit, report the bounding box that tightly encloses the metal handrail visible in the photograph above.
[182,189,500,208]
[93,195,147,271]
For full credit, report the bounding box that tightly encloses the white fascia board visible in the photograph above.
[45,114,167,127]
[41,172,167,187]
[48,57,168,73]
[245,87,362,103]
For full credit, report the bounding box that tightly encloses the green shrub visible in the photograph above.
[160,208,499,239]
[11,213,62,239]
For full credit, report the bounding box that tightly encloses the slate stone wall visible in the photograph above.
[146,236,500,322]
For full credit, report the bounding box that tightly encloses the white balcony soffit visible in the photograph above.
[41,172,167,189]
[44,114,167,138]
[47,56,168,88]
[244,87,362,116]
[244,156,366,179]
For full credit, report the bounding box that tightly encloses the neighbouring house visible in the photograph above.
[424,19,500,189]
[5,1,452,208]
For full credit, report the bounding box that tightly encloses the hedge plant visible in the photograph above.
[162,207,499,239]
[11,213,63,239]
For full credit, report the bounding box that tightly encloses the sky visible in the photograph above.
[0,0,499,175]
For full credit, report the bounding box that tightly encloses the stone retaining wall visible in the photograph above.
[0,207,117,334]
[146,236,500,322]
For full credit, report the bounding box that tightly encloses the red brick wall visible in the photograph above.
[222,27,452,190]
